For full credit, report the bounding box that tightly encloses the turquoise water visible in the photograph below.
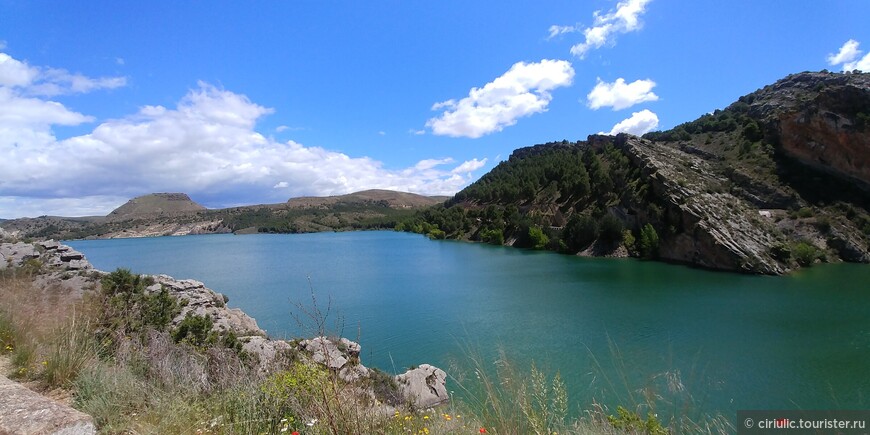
[67,232,870,418]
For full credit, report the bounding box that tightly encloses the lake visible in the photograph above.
[66,231,870,420]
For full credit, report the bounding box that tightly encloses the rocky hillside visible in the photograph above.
[288,189,448,209]
[398,71,870,274]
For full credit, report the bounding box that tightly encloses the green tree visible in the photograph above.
[598,214,625,244]
[638,224,660,259]
[564,214,598,251]
[528,226,549,250]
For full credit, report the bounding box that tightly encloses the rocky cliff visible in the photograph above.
[399,71,870,274]
[745,72,870,187]
[609,135,787,274]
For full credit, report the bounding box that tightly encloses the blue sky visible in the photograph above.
[2,1,869,218]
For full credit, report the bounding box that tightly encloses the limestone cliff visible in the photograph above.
[745,72,870,187]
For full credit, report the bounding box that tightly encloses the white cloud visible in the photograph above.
[0,51,126,95]
[116,57,125,66]
[378,130,386,136]
[0,53,39,87]
[0,52,488,217]
[414,158,454,171]
[587,77,658,110]
[604,109,659,135]
[828,39,861,65]
[547,25,578,40]
[409,129,425,135]
[845,54,870,72]
[426,59,575,138]
[276,125,289,132]
[0,41,6,50]
[569,0,652,59]
[451,158,487,174]
[827,39,870,72]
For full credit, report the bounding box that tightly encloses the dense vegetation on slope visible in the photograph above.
[397,140,667,258]
[398,71,870,273]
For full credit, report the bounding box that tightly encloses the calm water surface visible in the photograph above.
[67,232,870,418]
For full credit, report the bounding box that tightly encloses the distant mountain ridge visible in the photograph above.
[0,190,444,240]
[288,189,448,209]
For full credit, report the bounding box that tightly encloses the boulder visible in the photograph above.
[395,364,449,409]
[37,239,61,251]
[300,336,349,370]
[59,249,84,262]
[0,375,96,434]
[241,336,296,374]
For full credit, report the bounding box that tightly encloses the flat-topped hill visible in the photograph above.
[108,193,206,220]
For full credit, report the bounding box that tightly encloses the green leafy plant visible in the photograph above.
[607,406,668,435]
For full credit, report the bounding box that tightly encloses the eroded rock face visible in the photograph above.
[614,135,788,274]
[395,364,449,409]
[748,72,870,188]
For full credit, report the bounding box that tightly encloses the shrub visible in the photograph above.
[793,242,820,267]
[796,207,814,218]
[171,313,215,348]
[480,228,505,245]
[367,367,403,407]
[607,406,668,435]
[623,230,637,255]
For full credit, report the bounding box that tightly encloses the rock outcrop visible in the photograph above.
[611,135,788,274]
[395,364,449,409]
[146,275,264,336]
[0,242,39,269]
[0,375,96,435]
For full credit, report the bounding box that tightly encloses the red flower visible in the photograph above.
[292,432,299,435]
[479,428,487,433]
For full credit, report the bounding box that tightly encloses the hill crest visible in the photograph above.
[108,193,206,220]
[287,189,446,209]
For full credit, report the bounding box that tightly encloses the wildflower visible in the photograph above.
[42,361,48,366]
[423,415,429,420]
[480,428,487,433]
[280,428,288,433]
[306,418,317,427]
[292,432,299,435]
